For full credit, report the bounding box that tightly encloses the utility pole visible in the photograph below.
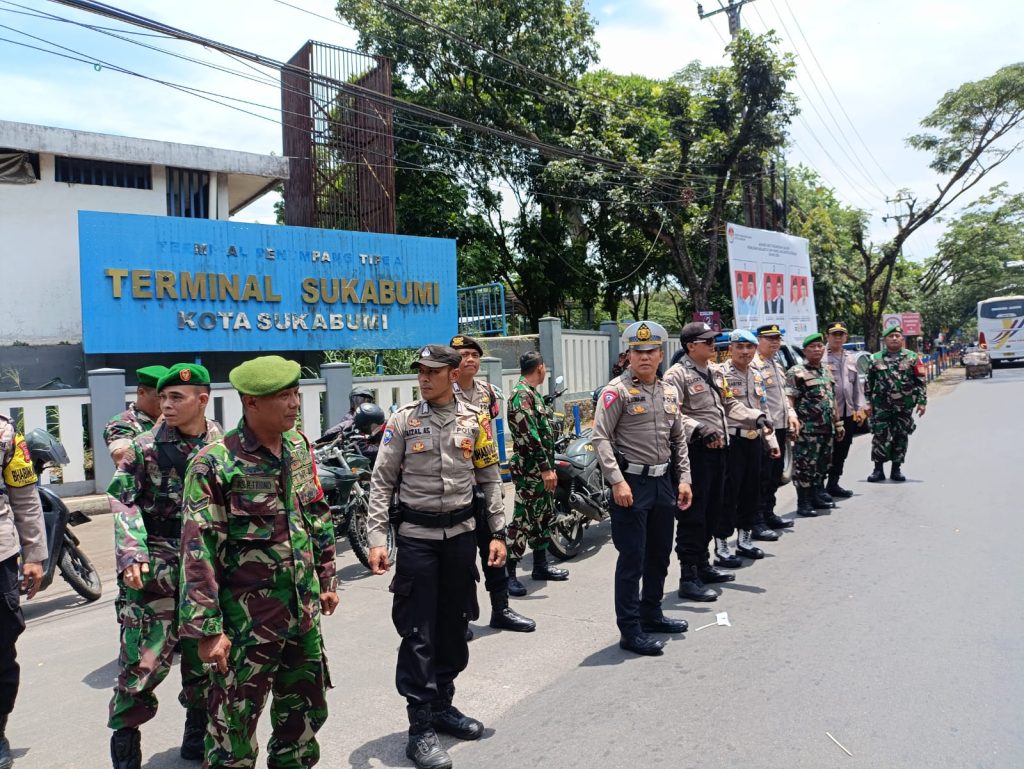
[696,0,757,39]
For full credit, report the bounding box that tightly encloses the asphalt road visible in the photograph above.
[7,365,1022,769]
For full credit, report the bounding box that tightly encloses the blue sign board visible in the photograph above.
[78,212,457,353]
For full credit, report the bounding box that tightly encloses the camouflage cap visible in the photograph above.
[802,332,825,347]
[157,363,211,391]
[448,334,484,355]
[136,365,169,389]
[622,321,668,351]
[411,345,462,370]
[229,355,301,396]
[756,323,783,337]
[883,324,903,337]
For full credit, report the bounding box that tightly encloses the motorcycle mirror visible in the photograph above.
[554,375,564,386]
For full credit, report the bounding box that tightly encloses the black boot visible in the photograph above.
[431,685,483,741]
[827,474,853,498]
[531,549,569,581]
[811,485,836,510]
[890,463,906,482]
[867,462,886,482]
[678,565,717,602]
[698,563,735,583]
[406,705,452,769]
[796,487,818,517]
[464,626,474,642]
[110,728,142,769]
[180,708,206,761]
[506,560,527,597]
[489,589,536,632]
[751,520,781,541]
[764,511,794,529]
[735,529,765,559]
[0,714,11,769]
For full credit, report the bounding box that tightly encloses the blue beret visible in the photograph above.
[729,329,758,345]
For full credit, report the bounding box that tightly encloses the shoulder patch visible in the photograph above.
[602,390,619,409]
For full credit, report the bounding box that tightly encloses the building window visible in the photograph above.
[54,156,152,189]
[0,149,40,183]
[166,167,210,218]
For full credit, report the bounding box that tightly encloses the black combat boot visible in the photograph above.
[890,463,906,482]
[713,537,742,568]
[406,705,452,769]
[796,487,818,517]
[0,713,12,769]
[678,565,717,601]
[180,708,206,761]
[811,485,836,510]
[110,727,142,769]
[867,462,886,482]
[531,549,569,581]
[489,589,536,632]
[431,685,484,741]
[827,474,854,498]
[735,529,765,559]
[698,563,735,584]
[506,559,527,597]
[764,511,794,529]
[751,518,781,541]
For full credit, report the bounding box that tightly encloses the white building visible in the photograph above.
[0,120,288,387]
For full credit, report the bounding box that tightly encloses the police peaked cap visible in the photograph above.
[826,321,849,335]
[411,345,462,369]
[621,321,668,350]
[157,363,211,391]
[449,335,484,355]
[756,324,782,337]
[136,365,169,389]
[229,356,301,396]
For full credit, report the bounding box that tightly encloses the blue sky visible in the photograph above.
[2,0,1022,260]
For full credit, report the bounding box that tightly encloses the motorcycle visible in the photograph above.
[544,378,611,560]
[24,428,103,601]
[314,429,395,571]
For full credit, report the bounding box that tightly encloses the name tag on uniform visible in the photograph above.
[232,476,277,494]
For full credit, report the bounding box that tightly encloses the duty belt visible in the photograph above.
[623,461,670,477]
[730,428,760,440]
[142,515,183,539]
[399,504,476,528]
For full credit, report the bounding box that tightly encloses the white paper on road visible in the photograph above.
[694,611,731,631]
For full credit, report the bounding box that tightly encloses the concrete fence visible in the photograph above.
[0,317,635,495]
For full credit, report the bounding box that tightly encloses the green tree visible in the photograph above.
[851,63,1024,348]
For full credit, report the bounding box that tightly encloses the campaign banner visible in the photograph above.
[692,310,722,332]
[725,222,818,343]
[78,212,457,353]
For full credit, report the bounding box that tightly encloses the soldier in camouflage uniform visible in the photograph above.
[505,351,567,597]
[179,356,338,769]
[786,333,845,517]
[450,335,534,633]
[866,324,928,483]
[107,363,221,769]
[104,366,168,465]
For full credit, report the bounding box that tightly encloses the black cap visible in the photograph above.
[826,321,849,335]
[411,345,462,370]
[679,321,716,344]
[449,334,484,355]
[756,323,782,337]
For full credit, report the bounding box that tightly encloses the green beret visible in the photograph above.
[229,355,301,396]
[136,365,169,389]
[802,332,825,347]
[883,324,902,337]
[157,363,211,391]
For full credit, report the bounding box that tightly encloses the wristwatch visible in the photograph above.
[490,528,507,541]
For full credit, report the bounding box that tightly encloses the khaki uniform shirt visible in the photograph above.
[592,368,692,487]
[367,398,503,548]
[720,361,778,451]
[752,352,792,428]
[827,349,866,417]
[0,416,46,563]
[664,355,764,446]
[454,379,501,420]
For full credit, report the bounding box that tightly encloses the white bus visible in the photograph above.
[977,295,1024,364]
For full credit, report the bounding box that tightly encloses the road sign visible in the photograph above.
[901,312,922,336]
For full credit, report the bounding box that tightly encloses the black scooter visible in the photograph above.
[25,429,103,601]
[545,378,610,560]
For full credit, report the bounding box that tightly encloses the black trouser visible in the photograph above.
[608,473,676,636]
[829,416,857,478]
[675,442,727,567]
[390,532,478,706]
[716,436,763,537]
[474,510,508,593]
[758,428,788,516]
[0,555,26,716]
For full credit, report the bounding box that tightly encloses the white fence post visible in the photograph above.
[538,317,563,408]
[322,363,353,431]
[88,368,126,493]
